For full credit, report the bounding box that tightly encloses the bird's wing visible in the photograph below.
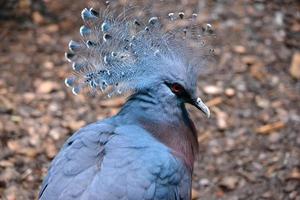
[39,122,115,199]
[39,123,191,200]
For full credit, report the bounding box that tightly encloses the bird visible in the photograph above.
[39,3,213,200]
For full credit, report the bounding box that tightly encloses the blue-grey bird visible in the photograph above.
[39,5,212,200]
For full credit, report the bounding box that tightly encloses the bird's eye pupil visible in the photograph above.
[172,83,182,93]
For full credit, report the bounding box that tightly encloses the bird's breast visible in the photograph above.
[138,118,198,171]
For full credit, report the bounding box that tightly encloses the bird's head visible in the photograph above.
[133,53,211,117]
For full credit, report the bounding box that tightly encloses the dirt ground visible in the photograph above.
[0,0,299,199]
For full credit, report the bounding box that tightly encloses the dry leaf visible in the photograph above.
[256,121,285,134]
[192,188,200,199]
[289,52,300,79]
[203,85,223,95]
[36,81,59,94]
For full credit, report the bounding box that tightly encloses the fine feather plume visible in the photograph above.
[65,4,215,97]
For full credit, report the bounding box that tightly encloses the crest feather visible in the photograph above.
[65,4,215,97]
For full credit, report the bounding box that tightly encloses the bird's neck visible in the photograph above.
[116,90,198,170]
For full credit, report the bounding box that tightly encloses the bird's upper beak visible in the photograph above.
[191,97,210,118]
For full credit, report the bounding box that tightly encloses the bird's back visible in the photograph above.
[39,120,192,200]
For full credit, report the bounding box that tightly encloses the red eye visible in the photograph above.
[171,83,184,94]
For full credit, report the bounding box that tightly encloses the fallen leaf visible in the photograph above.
[192,188,200,199]
[213,107,229,130]
[0,96,14,113]
[256,121,285,134]
[67,120,86,131]
[287,168,300,180]
[219,175,239,190]
[233,45,246,54]
[46,24,59,33]
[0,160,13,168]
[32,11,44,24]
[19,148,38,158]
[255,96,270,108]
[250,62,267,80]
[36,81,59,94]
[203,85,223,95]
[289,52,300,79]
[225,88,235,97]
[44,140,58,159]
[206,97,223,107]
[197,131,211,143]
[7,140,21,152]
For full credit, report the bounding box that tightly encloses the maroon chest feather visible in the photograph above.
[139,118,198,171]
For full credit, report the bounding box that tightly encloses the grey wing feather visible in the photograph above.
[39,122,115,200]
[39,123,191,200]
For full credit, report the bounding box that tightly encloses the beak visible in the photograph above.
[191,97,210,118]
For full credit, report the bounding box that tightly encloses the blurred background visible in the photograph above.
[0,0,299,199]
